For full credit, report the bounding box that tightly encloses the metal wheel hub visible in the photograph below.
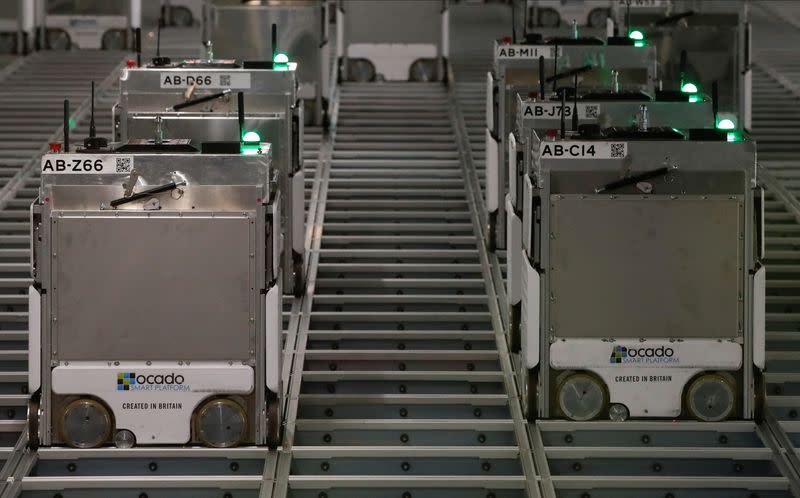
[196,398,247,448]
[686,374,735,422]
[557,373,606,421]
[61,398,112,448]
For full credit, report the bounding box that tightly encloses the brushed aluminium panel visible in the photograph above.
[549,196,742,339]
[52,215,255,361]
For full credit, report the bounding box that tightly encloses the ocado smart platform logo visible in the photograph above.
[609,345,678,365]
[116,372,189,392]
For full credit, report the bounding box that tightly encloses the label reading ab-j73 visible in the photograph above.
[41,155,134,174]
[539,142,627,160]
[160,72,252,89]
[523,103,600,120]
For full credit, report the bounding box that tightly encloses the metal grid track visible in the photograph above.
[0,50,125,458]
[749,2,800,459]
[271,81,537,498]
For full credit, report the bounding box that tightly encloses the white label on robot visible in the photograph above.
[539,141,627,160]
[41,155,134,174]
[160,72,252,89]
[523,103,600,121]
[620,0,664,8]
[496,44,556,59]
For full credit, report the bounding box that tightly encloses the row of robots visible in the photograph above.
[17,0,763,453]
[489,0,763,424]
[26,0,454,451]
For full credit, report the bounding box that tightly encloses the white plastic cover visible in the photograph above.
[753,266,766,370]
[508,133,517,206]
[506,196,522,305]
[28,285,40,393]
[485,72,494,131]
[485,129,499,212]
[521,257,540,370]
[265,284,281,393]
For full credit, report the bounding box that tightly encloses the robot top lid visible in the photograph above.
[575,124,730,142]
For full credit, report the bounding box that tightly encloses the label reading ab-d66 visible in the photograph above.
[539,142,627,160]
[160,72,252,89]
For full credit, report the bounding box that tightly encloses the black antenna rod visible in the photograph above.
[157,15,163,58]
[560,89,566,138]
[63,99,69,152]
[679,49,687,89]
[711,80,719,126]
[271,23,278,63]
[89,81,96,139]
[538,55,545,99]
[625,0,631,36]
[238,91,245,141]
[511,0,517,43]
[572,73,579,131]
[552,42,558,93]
[135,27,141,67]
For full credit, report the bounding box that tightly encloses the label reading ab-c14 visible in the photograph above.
[539,142,627,160]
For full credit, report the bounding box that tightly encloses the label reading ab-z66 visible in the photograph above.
[41,155,134,174]
[540,142,627,160]
[160,72,252,89]
[523,103,600,120]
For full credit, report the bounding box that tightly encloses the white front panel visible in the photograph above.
[508,133,517,206]
[522,175,533,256]
[485,129,499,212]
[291,171,305,254]
[28,286,41,393]
[506,197,522,305]
[539,141,627,160]
[550,339,742,369]
[522,102,600,121]
[348,43,436,81]
[521,257,540,370]
[496,44,556,60]
[593,367,700,418]
[753,266,766,370]
[743,68,752,131]
[485,72,494,131]
[52,363,253,444]
[160,72,252,89]
[41,154,134,175]
[265,285,281,393]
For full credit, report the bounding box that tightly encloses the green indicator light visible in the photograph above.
[681,82,698,93]
[241,144,261,155]
[242,131,261,142]
[629,30,644,40]
[273,53,289,64]
[726,132,742,142]
[717,118,735,130]
[68,118,76,130]
[634,41,645,48]
[688,95,700,103]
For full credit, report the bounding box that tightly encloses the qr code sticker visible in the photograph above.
[219,74,231,86]
[610,143,626,158]
[585,105,599,119]
[115,156,132,173]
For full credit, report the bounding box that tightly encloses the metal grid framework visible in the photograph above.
[0,2,796,497]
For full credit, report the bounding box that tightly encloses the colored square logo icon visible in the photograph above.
[116,372,136,390]
[609,346,627,364]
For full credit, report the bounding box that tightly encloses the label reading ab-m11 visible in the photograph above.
[160,72,251,89]
[496,45,556,60]
[41,155,134,174]
[523,103,600,121]
[539,141,627,160]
